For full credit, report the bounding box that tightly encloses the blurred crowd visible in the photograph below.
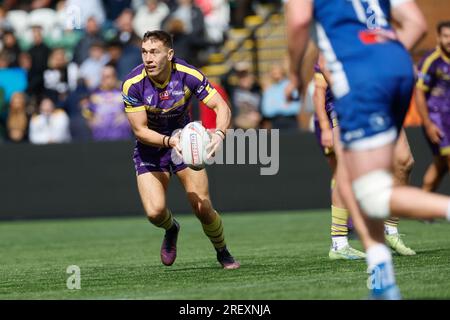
[0,0,300,146]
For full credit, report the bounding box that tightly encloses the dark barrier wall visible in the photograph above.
[1,128,449,220]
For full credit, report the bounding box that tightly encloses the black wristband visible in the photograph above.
[167,136,172,148]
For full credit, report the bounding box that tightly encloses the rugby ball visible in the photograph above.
[180,122,211,170]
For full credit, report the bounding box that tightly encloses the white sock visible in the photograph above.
[366,243,396,290]
[332,236,349,251]
[384,224,398,235]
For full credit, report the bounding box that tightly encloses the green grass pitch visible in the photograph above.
[0,210,449,299]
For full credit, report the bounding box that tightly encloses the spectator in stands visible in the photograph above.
[65,80,92,141]
[2,30,21,67]
[106,40,123,69]
[0,52,28,115]
[162,0,207,66]
[230,62,262,129]
[79,41,110,90]
[82,65,132,141]
[72,17,104,65]
[2,0,57,11]
[29,97,71,144]
[165,18,195,64]
[6,92,29,143]
[27,25,50,99]
[133,0,170,38]
[43,48,70,107]
[112,9,141,46]
[46,0,84,59]
[103,9,142,79]
[195,0,229,45]
[261,64,300,130]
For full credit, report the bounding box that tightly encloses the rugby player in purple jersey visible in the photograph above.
[122,30,239,269]
[416,21,450,196]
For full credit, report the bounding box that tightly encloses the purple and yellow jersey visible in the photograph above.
[86,88,132,141]
[122,57,217,175]
[313,63,337,156]
[417,47,450,155]
[416,47,450,114]
[121,57,217,136]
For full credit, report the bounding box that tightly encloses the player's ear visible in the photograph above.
[168,48,174,61]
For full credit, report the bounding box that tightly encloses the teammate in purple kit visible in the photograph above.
[416,21,450,194]
[85,65,132,141]
[122,30,240,269]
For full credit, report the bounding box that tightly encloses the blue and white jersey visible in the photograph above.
[311,0,413,99]
[288,0,416,148]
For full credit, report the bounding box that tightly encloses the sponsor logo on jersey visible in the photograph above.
[159,91,170,100]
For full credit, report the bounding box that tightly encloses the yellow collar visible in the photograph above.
[438,46,450,64]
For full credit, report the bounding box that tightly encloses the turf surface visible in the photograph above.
[0,210,449,299]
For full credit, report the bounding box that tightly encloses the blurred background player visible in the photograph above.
[313,58,365,260]
[416,21,450,195]
[313,56,416,259]
[286,0,450,299]
[122,30,239,270]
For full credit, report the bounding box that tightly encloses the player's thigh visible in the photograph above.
[137,171,171,215]
[393,129,414,166]
[176,168,211,200]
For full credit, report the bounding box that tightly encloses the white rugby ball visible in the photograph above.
[180,122,211,170]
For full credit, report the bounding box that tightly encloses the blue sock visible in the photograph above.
[366,244,401,299]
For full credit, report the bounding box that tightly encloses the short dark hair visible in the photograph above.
[142,30,173,48]
[437,20,450,34]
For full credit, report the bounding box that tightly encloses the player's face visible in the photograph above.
[141,39,174,78]
[438,27,450,56]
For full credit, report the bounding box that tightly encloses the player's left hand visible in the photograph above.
[321,127,334,149]
[169,130,182,157]
[206,131,224,159]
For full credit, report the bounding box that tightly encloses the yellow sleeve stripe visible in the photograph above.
[122,68,146,96]
[314,72,325,81]
[202,88,218,104]
[314,72,327,87]
[416,49,440,91]
[440,146,450,156]
[125,106,146,113]
[174,63,204,81]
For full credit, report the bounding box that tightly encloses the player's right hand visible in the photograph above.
[321,127,334,149]
[425,122,444,144]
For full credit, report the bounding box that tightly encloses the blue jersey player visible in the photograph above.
[286,0,450,299]
[123,30,240,270]
[313,54,416,261]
